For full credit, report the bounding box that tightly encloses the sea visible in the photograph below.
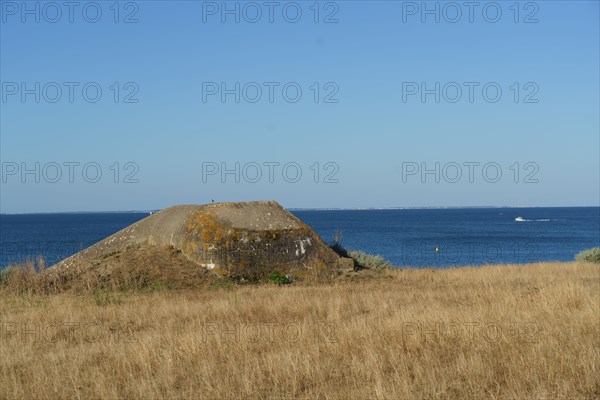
[1,207,598,269]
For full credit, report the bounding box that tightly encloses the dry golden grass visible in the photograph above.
[1,262,599,399]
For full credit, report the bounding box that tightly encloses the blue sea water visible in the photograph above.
[0,207,598,268]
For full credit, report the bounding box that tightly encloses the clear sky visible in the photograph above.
[1,0,598,213]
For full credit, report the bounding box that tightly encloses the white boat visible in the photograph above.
[515,217,526,222]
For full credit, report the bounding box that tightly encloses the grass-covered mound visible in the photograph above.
[0,246,219,294]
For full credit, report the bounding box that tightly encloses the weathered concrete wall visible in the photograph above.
[51,201,351,280]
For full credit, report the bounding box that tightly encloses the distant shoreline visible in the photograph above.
[2,205,599,216]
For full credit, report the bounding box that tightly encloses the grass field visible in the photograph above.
[1,262,599,399]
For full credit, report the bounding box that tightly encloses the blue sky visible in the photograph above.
[1,0,599,213]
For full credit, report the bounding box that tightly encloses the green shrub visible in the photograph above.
[575,248,600,264]
[266,271,291,285]
[348,250,392,271]
[149,281,169,292]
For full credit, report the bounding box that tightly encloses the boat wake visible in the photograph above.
[515,217,552,222]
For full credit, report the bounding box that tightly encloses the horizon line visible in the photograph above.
[1,205,599,215]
